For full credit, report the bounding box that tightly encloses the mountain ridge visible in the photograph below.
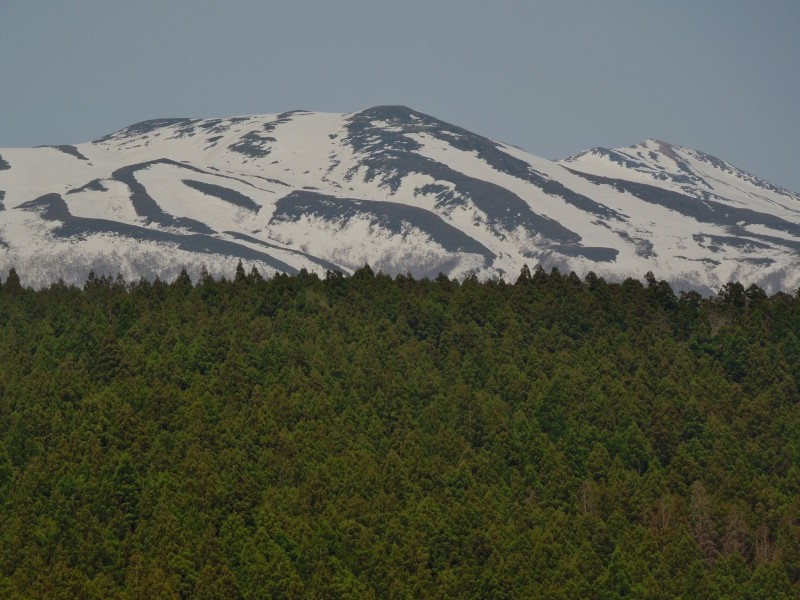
[0,105,798,293]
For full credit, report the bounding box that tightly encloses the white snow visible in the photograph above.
[1,109,799,292]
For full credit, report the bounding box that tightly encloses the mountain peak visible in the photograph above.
[1,107,798,292]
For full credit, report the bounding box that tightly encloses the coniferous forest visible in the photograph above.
[0,263,799,599]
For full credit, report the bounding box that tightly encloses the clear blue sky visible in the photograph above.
[1,0,798,192]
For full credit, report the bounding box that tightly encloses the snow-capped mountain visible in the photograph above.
[0,106,798,292]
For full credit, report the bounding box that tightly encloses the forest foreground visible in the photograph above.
[0,265,798,598]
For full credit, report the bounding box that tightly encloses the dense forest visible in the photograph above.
[0,263,798,599]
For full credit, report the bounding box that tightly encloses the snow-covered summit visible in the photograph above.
[0,107,798,292]
[561,139,800,218]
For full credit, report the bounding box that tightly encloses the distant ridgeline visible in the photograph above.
[0,263,798,598]
[2,107,800,292]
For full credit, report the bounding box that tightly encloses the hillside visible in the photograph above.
[1,107,799,292]
[0,267,798,597]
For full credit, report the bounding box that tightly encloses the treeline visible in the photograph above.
[0,264,798,599]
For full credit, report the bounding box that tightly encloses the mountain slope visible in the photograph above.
[0,106,798,292]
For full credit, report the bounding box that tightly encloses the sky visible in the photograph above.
[1,0,798,192]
